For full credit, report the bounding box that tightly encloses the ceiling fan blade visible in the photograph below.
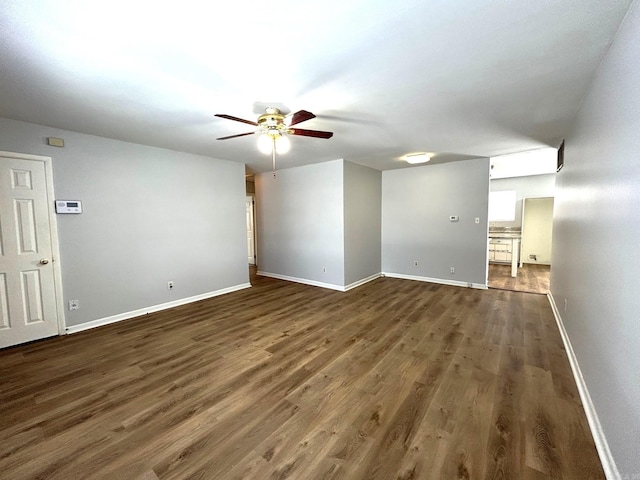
[215,114,258,126]
[288,110,316,126]
[289,128,333,139]
[217,132,256,140]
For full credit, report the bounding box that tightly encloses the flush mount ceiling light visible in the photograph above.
[402,152,432,164]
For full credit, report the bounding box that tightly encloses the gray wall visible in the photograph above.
[255,159,345,286]
[382,158,490,285]
[344,161,381,285]
[0,118,248,327]
[490,173,556,229]
[550,1,640,476]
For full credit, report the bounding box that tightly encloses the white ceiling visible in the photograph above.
[0,0,632,173]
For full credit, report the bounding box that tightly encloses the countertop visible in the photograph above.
[489,228,521,239]
[489,233,522,239]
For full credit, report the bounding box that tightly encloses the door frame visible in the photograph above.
[1,151,66,336]
[246,194,257,266]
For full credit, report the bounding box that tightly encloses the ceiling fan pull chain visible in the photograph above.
[272,137,277,178]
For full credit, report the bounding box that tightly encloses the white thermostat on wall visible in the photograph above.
[55,200,82,214]
[449,215,459,222]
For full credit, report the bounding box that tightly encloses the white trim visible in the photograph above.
[66,283,251,334]
[382,272,488,290]
[344,273,382,291]
[246,194,257,266]
[257,271,383,292]
[547,293,620,480]
[257,271,346,291]
[0,151,67,335]
[43,155,66,336]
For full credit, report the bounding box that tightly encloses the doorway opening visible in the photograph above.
[245,173,258,283]
[488,196,553,294]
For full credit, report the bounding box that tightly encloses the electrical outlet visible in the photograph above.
[68,299,79,311]
[167,281,174,290]
[475,217,480,224]
[450,267,455,274]
[413,260,419,267]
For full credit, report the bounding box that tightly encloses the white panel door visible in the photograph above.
[246,196,256,265]
[0,154,60,349]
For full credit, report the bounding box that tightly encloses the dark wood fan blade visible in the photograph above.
[217,132,256,140]
[289,110,316,126]
[215,114,258,126]
[289,128,333,139]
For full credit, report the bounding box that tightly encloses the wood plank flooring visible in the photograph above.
[489,263,551,294]
[0,272,603,479]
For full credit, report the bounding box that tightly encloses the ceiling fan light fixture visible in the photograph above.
[257,133,290,155]
[275,134,290,154]
[403,152,431,164]
[257,134,273,154]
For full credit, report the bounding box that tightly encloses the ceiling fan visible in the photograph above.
[215,107,334,176]
[215,107,334,141]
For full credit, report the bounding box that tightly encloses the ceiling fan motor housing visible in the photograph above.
[257,108,287,135]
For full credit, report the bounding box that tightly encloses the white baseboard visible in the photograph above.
[344,273,382,291]
[65,283,252,334]
[382,272,487,290]
[547,293,620,480]
[257,271,345,291]
[256,271,382,292]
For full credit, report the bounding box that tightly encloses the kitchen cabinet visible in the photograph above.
[489,238,512,262]
[489,236,520,277]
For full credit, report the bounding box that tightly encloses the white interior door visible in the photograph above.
[0,152,61,349]
[246,196,256,265]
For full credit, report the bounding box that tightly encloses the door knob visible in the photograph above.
[39,259,50,265]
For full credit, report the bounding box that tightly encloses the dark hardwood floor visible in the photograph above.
[488,263,551,294]
[0,271,603,479]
